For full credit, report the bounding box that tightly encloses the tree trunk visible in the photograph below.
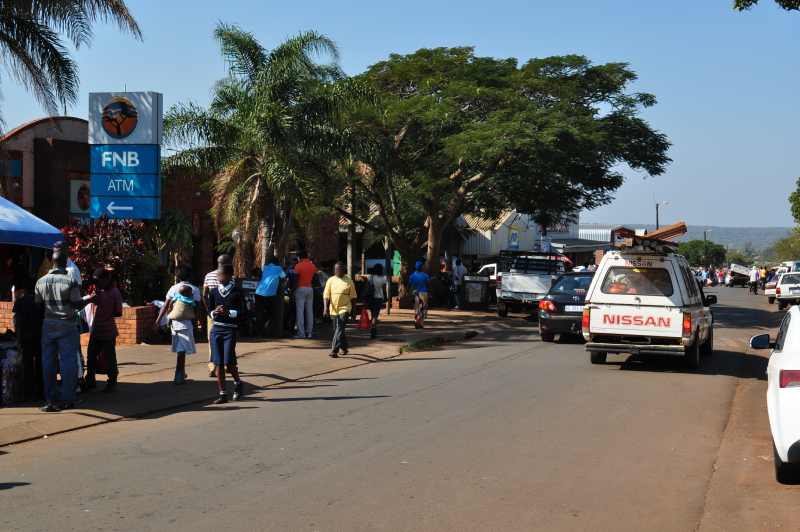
[347,181,356,275]
[424,215,444,275]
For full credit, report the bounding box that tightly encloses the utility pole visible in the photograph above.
[655,200,669,230]
[347,180,356,276]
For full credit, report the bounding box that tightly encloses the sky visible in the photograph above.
[2,0,798,228]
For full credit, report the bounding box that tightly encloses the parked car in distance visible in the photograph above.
[538,272,595,342]
[751,307,800,483]
[777,272,800,311]
[727,263,750,287]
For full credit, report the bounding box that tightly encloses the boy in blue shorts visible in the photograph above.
[205,264,244,404]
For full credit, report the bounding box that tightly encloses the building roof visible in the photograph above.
[0,116,87,143]
[461,211,517,232]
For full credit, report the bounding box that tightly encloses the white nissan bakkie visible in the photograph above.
[581,238,717,368]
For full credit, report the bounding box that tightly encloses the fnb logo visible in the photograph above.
[602,315,671,327]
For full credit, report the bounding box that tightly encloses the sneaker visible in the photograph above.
[40,403,60,413]
[232,381,243,401]
[213,393,228,405]
[341,348,349,356]
[329,351,339,358]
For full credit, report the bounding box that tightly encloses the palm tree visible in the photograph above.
[164,23,364,270]
[0,0,141,119]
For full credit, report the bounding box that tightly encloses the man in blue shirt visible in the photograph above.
[408,260,431,328]
[255,257,286,337]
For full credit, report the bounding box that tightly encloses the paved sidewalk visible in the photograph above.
[0,307,530,447]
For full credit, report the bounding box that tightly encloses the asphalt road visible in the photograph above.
[0,287,784,531]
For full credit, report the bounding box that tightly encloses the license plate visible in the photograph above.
[565,305,584,312]
[792,288,800,294]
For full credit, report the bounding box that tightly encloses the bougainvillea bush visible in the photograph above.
[61,218,167,305]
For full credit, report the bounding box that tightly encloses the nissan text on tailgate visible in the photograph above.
[582,240,716,368]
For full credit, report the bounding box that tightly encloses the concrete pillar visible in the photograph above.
[22,150,34,208]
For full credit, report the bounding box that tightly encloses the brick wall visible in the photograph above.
[0,303,157,346]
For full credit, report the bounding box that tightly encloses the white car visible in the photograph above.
[751,307,800,482]
[776,272,800,311]
[582,237,716,368]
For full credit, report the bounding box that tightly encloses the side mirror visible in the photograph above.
[750,333,773,350]
[704,295,718,306]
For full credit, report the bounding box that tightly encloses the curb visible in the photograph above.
[400,329,480,353]
[2,328,484,448]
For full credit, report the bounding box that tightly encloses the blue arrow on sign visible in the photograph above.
[90,144,160,174]
[90,196,161,220]
[90,174,160,197]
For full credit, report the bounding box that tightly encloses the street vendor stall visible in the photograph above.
[0,196,62,405]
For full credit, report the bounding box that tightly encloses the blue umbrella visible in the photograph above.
[0,195,62,249]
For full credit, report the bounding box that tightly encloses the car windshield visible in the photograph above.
[550,275,593,296]
[600,267,674,297]
[781,274,800,285]
[509,257,564,274]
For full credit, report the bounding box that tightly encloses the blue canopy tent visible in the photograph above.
[0,196,62,249]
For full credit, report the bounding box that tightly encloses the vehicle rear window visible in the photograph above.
[781,274,800,285]
[508,258,565,274]
[600,267,674,297]
[550,275,593,296]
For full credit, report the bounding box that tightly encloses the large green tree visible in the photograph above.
[337,48,670,275]
[678,240,727,267]
[164,24,363,269]
[0,0,140,119]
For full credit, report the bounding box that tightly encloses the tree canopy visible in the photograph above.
[734,0,800,10]
[0,0,140,119]
[339,48,670,273]
[677,240,727,267]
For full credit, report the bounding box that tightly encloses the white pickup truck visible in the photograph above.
[495,251,566,317]
[582,240,717,368]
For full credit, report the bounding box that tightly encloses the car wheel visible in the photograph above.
[540,330,555,342]
[497,303,508,318]
[700,327,714,357]
[774,443,796,484]
[769,297,776,305]
[685,338,701,369]
[779,301,788,311]
[590,352,606,364]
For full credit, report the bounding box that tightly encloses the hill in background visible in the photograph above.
[639,225,792,251]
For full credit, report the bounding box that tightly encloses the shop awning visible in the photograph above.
[0,196,62,248]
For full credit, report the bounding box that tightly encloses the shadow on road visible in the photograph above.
[611,349,767,380]
[0,482,30,490]
[712,304,782,330]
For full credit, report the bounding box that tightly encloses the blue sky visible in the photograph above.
[2,0,798,227]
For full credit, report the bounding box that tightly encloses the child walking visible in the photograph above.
[155,266,199,385]
[205,263,244,404]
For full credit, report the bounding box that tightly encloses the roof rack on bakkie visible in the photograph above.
[610,222,687,254]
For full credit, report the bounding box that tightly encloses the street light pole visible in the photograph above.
[655,201,669,230]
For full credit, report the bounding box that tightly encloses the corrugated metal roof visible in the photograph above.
[462,211,515,232]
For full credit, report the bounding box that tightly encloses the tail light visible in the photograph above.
[582,308,591,335]
[780,370,800,388]
[682,312,692,337]
[539,300,556,313]
[777,287,782,296]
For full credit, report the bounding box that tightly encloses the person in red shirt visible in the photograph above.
[293,251,318,339]
[85,268,123,392]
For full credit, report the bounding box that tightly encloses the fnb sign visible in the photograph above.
[101,151,140,168]
[90,144,159,174]
[602,314,672,327]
